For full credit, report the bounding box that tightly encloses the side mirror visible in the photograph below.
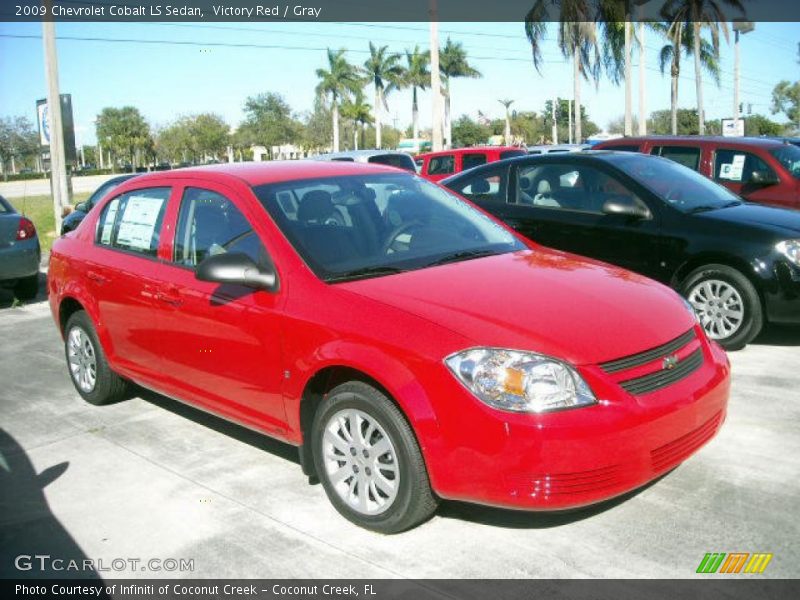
[196,252,279,292]
[749,170,779,187]
[602,198,650,220]
[74,202,89,213]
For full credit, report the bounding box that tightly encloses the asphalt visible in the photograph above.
[1,281,798,579]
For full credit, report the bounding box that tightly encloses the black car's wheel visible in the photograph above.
[681,264,763,350]
[311,381,438,533]
[64,311,128,405]
[14,275,39,301]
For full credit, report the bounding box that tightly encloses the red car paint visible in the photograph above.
[594,136,800,210]
[416,146,527,182]
[49,161,730,511]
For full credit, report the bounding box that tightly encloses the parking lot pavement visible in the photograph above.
[0,174,119,199]
[1,292,798,580]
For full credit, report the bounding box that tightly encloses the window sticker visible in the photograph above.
[100,198,119,245]
[116,195,164,251]
[720,154,746,181]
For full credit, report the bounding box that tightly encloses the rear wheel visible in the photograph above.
[312,381,438,533]
[682,264,763,350]
[14,275,38,301]
[64,311,127,405]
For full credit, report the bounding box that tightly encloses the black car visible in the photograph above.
[61,174,138,235]
[443,151,800,349]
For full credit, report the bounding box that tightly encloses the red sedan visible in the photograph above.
[48,161,730,532]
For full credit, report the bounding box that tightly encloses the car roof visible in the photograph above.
[115,160,404,187]
[598,135,788,148]
[314,150,411,160]
[417,146,524,159]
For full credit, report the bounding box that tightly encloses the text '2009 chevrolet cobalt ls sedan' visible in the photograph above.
[48,161,730,532]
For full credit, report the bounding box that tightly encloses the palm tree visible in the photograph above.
[439,38,482,148]
[402,46,430,140]
[526,0,601,143]
[498,99,514,145]
[363,43,403,149]
[316,48,362,152]
[661,0,744,134]
[655,19,720,134]
[340,91,372,150]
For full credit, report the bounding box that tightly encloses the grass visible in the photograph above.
[8,192,90,254]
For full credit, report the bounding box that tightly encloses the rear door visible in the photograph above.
[154,181,288,434]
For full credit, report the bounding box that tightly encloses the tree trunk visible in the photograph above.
[332,97,340,152]
[412,87,419,140]
[638,21,647,135]
[375,86,382,149]
[444,92,452,149]
[505,110,511,145]
[624,20,633,136]
[574,46,582,144]
[10,155,16,175]
[693,22,705,135]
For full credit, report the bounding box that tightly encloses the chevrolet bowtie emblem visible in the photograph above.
[663,354,679,370]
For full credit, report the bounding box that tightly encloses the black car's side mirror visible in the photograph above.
[749,170,779,187]
[196,252,279,292]
[74,201,89,213]
[602,199,651,220]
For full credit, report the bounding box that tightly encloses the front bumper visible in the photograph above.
[0,238,40,283]
[424,328,730,510]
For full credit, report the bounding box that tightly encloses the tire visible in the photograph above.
[311,381,438,533]
[14,275,38,301]
[681,264,763,350]
[64,311,128,405]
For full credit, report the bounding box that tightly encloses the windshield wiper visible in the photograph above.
[326,265,406,283]
[426,249,501,267]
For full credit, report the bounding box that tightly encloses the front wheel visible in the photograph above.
[311,381,438,533]
[681,264,763,350]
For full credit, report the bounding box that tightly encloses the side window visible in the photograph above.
[516,163,646,214]
[96,187,170,258]
[174,188,269,268]
[714,149,775,183]
[427,155,455,175]
[652,146,701,171]
[462,153,487,171]
[450,165,507,203]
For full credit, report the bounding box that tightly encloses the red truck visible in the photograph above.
[416,146,526,182]
[594,136,800,210]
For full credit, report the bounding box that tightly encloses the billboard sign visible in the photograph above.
[36,94,77,164]
[722,118,745,137]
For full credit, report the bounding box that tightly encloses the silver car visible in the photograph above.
[313,150,416,172]
[0,195,40,300]
[526,144,591,155]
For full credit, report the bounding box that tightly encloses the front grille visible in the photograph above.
[618,348,704,396]
[651,412,722,471]
[600,329,697,374]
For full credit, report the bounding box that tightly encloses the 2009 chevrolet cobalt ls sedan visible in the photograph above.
[49,162,730,532]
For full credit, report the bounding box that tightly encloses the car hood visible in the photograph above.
[700,203,800,235]
[341,249,696,366]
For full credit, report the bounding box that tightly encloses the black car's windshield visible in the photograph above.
[253,173,524,282]
[88,178,127,208]
[609,153,742,212]
[770,144,800,179]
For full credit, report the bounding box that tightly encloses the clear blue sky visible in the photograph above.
[1,20,798,145]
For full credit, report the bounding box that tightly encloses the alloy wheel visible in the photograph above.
[67,326,97,393]
[687,279,745,340]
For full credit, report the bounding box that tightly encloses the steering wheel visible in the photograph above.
[382,221,422,254]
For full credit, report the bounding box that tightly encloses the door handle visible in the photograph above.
[87,270,109,285]
[156,286,183,307]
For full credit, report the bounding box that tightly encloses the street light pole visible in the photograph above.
[42,17,70,233]
[732,20,754,136]
[638,21,647,135]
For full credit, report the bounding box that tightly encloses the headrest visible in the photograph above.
[519,175,532,192]
[298,190,336,223]
[356,187,377,203]
[471,178,490,194]
[537,179,552,195]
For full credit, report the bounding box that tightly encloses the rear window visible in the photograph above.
[367,153,416,172]
[652,146,701,171]
[330,157,355,162]
[462,153,487,170]
[500,150,526,160]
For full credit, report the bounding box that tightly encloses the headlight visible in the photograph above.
[776,240,800,266]
[445,348,597,413]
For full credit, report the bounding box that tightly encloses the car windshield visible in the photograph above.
[88,178,126,208]
[770,144,800,179]
[609,153,742,212]
[253,173,524,282]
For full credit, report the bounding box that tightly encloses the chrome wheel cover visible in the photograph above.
[321,408,399,516]
[688,279,745,340]
[67,327,97,393]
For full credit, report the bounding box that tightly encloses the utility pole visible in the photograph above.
[638,21,647,135]
[624,21,633,136]
[733,21,754,136]
[42,17,70,233]
[568,99,573,144]
[551,96,558,145]
[429,2,443,152]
